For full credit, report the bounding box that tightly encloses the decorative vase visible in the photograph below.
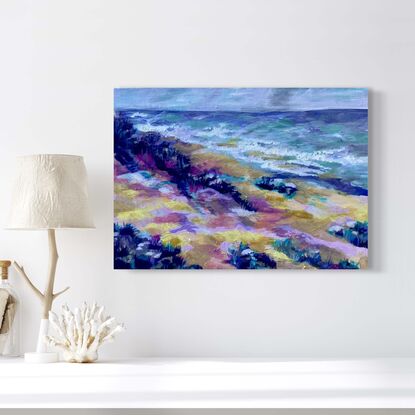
[0,260,20,357]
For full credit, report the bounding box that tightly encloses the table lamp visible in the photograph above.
[6,154,94,363]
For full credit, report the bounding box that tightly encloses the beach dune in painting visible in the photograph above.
[114,88,368,270]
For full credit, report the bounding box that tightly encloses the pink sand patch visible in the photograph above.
[254,211,285,229]
[128,183,163,198]
[154,212,186,224]
[204,248,232,269]
[207,214,239,229]
[249,196,282,214]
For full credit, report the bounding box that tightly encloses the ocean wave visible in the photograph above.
[210,138,363,166]
[127,109,367,188]
[197,123,233,138]
[134,122,180,135]
[130,112,150,118]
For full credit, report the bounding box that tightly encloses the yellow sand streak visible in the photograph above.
[144,223,178,234]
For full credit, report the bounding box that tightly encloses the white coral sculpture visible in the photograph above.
[45,302,125,363]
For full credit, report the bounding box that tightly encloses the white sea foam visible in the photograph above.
[197,123,233,139]
[130,112,150,118]
[118,172,160,188]
[134,122,178,135]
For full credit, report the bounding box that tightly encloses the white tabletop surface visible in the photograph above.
[1,358,415,408]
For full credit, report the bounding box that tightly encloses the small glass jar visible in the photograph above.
[0,260,20,357]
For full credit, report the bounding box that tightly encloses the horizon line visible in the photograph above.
[114,107,368,113]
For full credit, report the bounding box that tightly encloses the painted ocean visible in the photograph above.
[114,88,368,270]
[124,108,368,190]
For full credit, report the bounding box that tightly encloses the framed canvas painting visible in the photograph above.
[114,88,368,270]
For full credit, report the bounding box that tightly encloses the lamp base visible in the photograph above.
[24,352,58,363]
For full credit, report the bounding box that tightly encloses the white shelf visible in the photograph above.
[1,358,415,408]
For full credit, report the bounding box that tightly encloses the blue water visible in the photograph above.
[119,108,368,190]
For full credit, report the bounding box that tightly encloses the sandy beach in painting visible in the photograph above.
[114,89,368,270]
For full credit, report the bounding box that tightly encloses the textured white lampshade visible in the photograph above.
[7,154,94,229]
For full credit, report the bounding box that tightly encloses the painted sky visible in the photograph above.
[114,88,368,112]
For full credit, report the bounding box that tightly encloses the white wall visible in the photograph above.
[0,0,414,358]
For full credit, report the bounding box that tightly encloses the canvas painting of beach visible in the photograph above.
[114,88,368,270]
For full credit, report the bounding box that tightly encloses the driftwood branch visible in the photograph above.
[53,286,70,300]
[14,230,71,354]
[13,261,44,301]
[14,230,69,320]
[42,229,59,319]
